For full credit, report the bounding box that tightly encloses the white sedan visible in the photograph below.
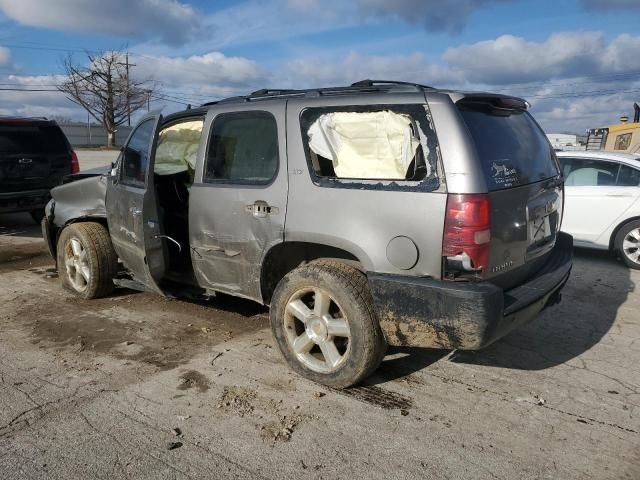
[557,150,640,269]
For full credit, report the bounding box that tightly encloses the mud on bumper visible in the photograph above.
[368,232,573,350]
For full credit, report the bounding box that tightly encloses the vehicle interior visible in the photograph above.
[152,118,204,285]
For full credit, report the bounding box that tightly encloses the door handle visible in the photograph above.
[130,207,142,217]
[245,201,279,218]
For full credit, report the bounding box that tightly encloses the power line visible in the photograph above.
[528,87,640,100]
[0,87,61,91]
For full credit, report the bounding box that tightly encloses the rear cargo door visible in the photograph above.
[105,114,166,294]
[0,122,68,192]
[457,98,562,289]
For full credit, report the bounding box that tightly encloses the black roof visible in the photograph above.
[0,116,55,124]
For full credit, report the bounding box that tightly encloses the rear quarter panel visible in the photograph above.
[285,94,447,278]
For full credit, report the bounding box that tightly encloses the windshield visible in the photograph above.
[458,103,559,191]
[0,124,68,155]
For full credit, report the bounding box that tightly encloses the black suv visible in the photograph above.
[0,117,79,223]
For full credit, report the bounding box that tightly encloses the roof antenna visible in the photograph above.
[186,104,192,110]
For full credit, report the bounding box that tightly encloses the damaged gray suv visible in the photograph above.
[42,80,573,388]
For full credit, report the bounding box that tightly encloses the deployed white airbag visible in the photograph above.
[307,111,420,179]
[154,120,203,176]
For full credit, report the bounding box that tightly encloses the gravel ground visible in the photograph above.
[0,213,638,479]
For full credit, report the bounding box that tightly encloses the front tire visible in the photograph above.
[270,260,387,389]
[56,222,118,299]
[615,220,640,269]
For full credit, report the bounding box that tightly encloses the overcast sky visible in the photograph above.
[0,0,639,133]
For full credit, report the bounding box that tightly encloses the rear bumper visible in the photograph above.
[0,189,51,213]
[368,232,573,350]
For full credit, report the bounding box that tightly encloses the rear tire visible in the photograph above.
[56,222,118,299]
[270,260,387,389]
[615,220,640,270]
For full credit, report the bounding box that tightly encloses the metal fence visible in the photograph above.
[58,123,133,148]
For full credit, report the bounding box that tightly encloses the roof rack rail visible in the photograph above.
[250,88,302,97]
[351,79,435,90]
[0,115,49,121]
[201,80,438,107]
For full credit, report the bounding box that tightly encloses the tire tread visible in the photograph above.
[57,222,118,298]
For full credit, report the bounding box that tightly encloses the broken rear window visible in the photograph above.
[300,104,440,189]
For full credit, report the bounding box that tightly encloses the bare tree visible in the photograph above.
[58,51,155,147]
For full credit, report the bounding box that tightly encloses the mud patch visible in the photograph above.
[260,414,309,443]
[216,386,316,442]
[177,370,210,393]
[28,266,58,279]
[217,386,257,417]
[9,280,268,370]
[0,251,50,273]
[335,385,413,410]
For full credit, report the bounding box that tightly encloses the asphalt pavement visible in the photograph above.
[0,213,638,479]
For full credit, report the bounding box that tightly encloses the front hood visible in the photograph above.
[62,166,110,184]
[50,175,108,227]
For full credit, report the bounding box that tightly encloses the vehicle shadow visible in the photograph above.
[369,346,451,385]
[370,247,634,383]
[175,291,268,318]
[0,213,43,239]
[448,247,633,371]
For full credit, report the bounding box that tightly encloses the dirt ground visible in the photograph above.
[0,212,638,480]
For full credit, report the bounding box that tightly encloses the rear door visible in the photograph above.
[562,158,640,245]
[105,114,166,293]
[456,98,563,288]
[189,104,287,302]
[0,121,70,192]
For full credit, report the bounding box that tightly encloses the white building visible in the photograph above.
[546,133,584,151]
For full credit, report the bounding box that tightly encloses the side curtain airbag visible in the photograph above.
[307,111,420,179]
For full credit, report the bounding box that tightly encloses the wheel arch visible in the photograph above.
[609,216,640,250]
[260,241,366,305]
[51,216,109,261]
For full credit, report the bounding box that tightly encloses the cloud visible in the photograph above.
[357,0,510,33]
[0,0,201,45]
[581,0,640,9]
[0,74,81,119]
[284,51,463,88]
[441,32,637,85]
[531,90,640,133]
[3,28,640,135]
[130,51,267,104]
[133,52,266,87]
[194,0,356,51]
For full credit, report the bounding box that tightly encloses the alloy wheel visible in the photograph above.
[64,237,91,292]
[622,228,640,264]
[283,287,351,373]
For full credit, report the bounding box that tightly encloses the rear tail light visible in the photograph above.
[70,150,80,174]
[443,193,491,276]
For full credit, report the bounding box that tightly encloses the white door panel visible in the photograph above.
[563,186,639,246]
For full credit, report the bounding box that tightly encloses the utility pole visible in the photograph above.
[123,52,136,126]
